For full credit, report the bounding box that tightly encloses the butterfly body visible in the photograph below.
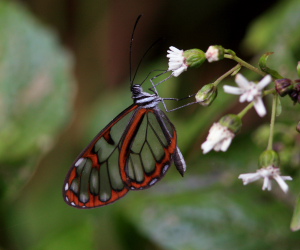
[63,84,186,208]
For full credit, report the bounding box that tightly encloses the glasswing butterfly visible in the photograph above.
[63,16,187,208]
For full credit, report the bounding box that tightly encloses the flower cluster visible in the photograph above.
[164,45,295,195]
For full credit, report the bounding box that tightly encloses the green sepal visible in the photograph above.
[259,150,280,168]
[195,83,218,106]
[218,114,242,134]
[183,49,206,68]
[258,52,284,79]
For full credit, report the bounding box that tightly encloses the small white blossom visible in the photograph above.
[238,166,292,193]
[167,46,187,77]
[206,46,219,62]
[201,123,235,154]
[223,74,272,117]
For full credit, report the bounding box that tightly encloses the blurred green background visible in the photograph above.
[0,0,300,249]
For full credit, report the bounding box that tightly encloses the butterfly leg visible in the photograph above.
[149,71,202,112]
[162,95,202,112]
[149,70,172,94]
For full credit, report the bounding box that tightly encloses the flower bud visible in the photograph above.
[205,45,224,63]
[297,121,300,133]
[288,82,300,104]
[259,150,280,168]
[218,114,242,134]
[195,83,218,106]
[183,49,206,68]
[275,78,293,97]
[297,61,300,78]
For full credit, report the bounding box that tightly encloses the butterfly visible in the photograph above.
[63,16,187,209]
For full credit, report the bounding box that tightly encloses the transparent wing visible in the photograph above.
[63,104,138,208]
[119,107,186,190]
[63,105,186,209]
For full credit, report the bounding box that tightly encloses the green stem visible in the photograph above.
[263,88,276,96]
[235,88,276,119]
[224,53,266,76]
[267,93,278,150]
[213,64,241,86]
[237,102,254,119]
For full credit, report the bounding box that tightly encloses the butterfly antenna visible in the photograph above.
[130,15,143,86]
[133,37,163,87]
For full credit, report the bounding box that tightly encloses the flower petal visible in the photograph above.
[281,176,293,181]
[223,85,243,95]
[239,93,248,103]
[253,98,267,117]
[235,74,250,89]
[238,173,262,185]
[201,141,214,154]
[172,66,187,77]
[246,95,254,102]
[201,123,234,154]
[168,46,182,53]
[220,137,232,152]
[257,75,272,90]
[166,46,187,77]
[262,177,272,191]
[168,61,184,70]
[273,175,291,193]
[206,46,219,63]
[239,166,292,193]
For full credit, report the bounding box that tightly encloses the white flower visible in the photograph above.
[167,46,187,77]
[223,74,272,117]
[206,46,219,62]
[201,123,235,154]
[238,166,292,193]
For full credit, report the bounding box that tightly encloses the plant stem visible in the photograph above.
[263,88,276,96]
[236,88,276,119]
[237,102,254,119]
[224,53,266,76]
[267,93,278,150]
[213,64,241,86]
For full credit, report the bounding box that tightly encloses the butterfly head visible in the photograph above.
[131,84,161,108]
[131,84,143,95]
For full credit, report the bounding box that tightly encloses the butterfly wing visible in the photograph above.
[119,106,186,190]
[63,104,138,208]
[63,105,186,208]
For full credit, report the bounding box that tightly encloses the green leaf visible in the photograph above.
[0,1,74,200]
[123,184,296,250]
[258,52,284,79]
[244,0,300,77]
